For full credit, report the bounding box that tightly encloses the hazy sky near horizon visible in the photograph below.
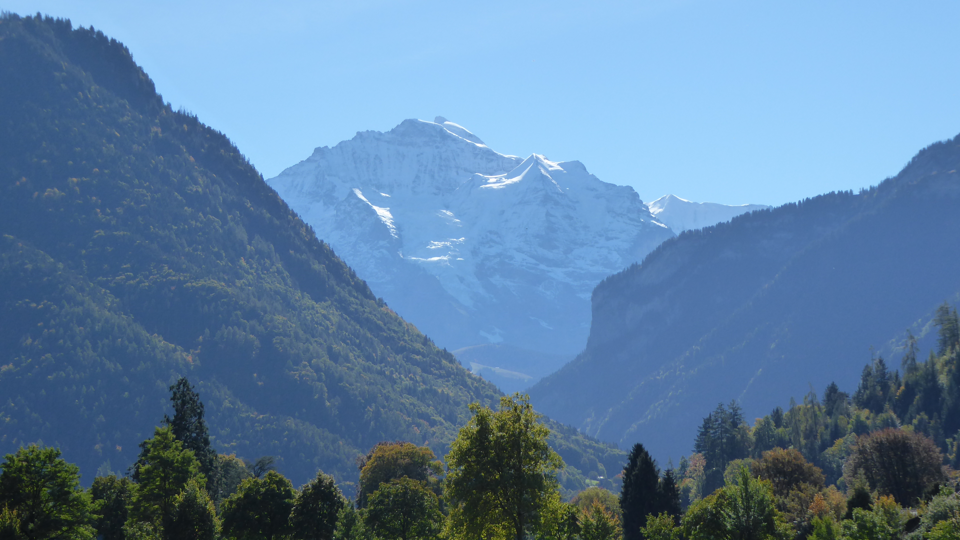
[6,1,960,206]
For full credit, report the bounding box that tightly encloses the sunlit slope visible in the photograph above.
[0,14,622,488]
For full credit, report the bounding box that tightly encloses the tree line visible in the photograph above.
[0,379,619,540]
[3,302,960,540]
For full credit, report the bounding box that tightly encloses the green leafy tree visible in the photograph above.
[128,426,203,530]
[840,496,903,540]
[445,394,564,540]
[681,467,791,540]
[751,448,823,498]
[90,475,135,540]
[640,513,681,540]
[163,378,218,488]
[0,445,95,540]
[162,478,218,540]
[290,471,344,540]
[573,487,621,519]
[122,521,161,540]
[332,504,372,540]
[0,504,24,540]
[220,470,295,540]
[581,500,623,540]
[539,493,581,540]
[356,442,442,508]
[807,516,841,540]
[751,447,824,534]
[905,486,960,539]
[218,454,252,501]
[364,478,442,540]
[926,511,960,540]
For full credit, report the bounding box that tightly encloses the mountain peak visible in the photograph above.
[431,116,486,146]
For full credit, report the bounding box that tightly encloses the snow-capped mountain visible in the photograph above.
[267,117,674,385]
[647,194,769,233]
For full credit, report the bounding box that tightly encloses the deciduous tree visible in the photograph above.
[843,428,945,506]
[364,477,442,540]
[0,445,94,540]
[681,467,791,540]
[290,471,344,540]
[357,442,441,508]
[91,475,135,540]
[128,426,203,529]
[581,500,623,540]
[445,394,563,540]
[220,471,295,540]
[162,478,218,540]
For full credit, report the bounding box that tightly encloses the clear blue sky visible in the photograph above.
[7,1,960,206]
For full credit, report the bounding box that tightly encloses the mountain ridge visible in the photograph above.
[529,133,960,462]
[0,13,623,491]
[267,117,675,386]
[646,194,770,233]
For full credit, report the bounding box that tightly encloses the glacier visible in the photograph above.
[270,118,749,390]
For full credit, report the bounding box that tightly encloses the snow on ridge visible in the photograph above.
[647,194,770,233]
[434,116,486,147]
[352,188,398,238]
[267,117,677,359]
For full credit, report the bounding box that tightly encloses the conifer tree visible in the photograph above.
[620,443,661,540]
[935,303,960,357]
[164,378,218,487]
[694,402,750,495]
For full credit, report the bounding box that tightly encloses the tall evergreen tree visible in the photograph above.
[657,470,682,521]
[822,382,849,418]
[620,443,661,540]
[164,378,218,487]
[935,303,960,357]
[694,402,750,495]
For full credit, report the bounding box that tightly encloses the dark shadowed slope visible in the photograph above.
[530,131,960,463]
[0,14,622,489]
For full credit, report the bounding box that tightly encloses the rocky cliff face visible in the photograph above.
[267,118,674,384]
[529,134,960,463]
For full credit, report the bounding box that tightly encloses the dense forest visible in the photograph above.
[531,121,960,463]
[0,12,622,493]
[3,10,960,540]
[3,309,960,540]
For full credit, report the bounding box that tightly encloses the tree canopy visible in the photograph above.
[445,394,563,540]
[0,445,95,540]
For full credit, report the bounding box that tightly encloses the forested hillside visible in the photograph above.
[0,13,622,490]
[530,128,960,463]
